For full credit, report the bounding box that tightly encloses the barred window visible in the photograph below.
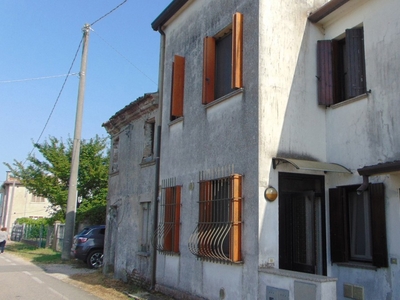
[188,173,242,263]
[155,179,181,254]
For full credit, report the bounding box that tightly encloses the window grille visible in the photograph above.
[154,178,181,254]
[189,169,242,263]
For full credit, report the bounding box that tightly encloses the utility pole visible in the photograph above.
[61,24,90,260]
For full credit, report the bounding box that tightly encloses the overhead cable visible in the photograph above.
[24,37,84,163]
[91,29,157,86]
[0,73,79,84]
[90,0,128,26]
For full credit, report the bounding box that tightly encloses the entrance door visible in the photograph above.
[279,173,326,275]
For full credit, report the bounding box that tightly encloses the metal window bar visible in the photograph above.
[189,168,242,264]
[154,177,181,254]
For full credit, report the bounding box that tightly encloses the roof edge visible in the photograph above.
[357,161,400,176]
[151,0,189,31]
[308,0,349,23]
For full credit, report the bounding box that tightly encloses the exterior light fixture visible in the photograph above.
[265,187,278,201]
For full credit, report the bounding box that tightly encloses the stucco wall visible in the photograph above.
[258,0,400,299]
[157,0,259,299]
[103,96,158,285]
[106,0,400,299]
[1,182,51,231]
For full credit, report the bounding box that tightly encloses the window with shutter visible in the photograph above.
[170,55,185,121]
[317,27,366,106]
[329,183,388,267]
[155,180,181,254]
[202,12,243,104]
[188,173,243,263]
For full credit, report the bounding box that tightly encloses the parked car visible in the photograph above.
[70,225,105,268]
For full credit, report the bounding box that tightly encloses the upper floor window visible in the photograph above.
[188,173,243,263]
[142,119,155,162]
[170,55,185,121]
[202,12,243,104]
[111,137,119,173]
[31,195,45,202]
[329,183,388,267]
[317,27,366,106]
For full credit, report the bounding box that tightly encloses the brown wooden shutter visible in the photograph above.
[369,183,388,268]
[174,186,181,253]
[171,55,185,119]
[317,40,338,106]
[230,174,242,262]
[329,188,348,263]
[202,37,216,104]
[232,12,243,89]
[198,180,212,255]
[345,28,366,98]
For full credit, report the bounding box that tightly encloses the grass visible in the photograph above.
[6,242,64,264]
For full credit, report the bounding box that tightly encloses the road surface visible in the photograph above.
[0,252,100,299]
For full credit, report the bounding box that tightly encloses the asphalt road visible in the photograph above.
[0,252,101,299]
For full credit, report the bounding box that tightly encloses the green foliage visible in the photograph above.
[5,135,110,224]
[76,198,107,225]
[15,217,50,226]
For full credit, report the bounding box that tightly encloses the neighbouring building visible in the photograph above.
[1,172,51,232]
[102,92,159,286]
[104,0,400,299]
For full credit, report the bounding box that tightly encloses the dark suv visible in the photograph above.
[70,225,105,268]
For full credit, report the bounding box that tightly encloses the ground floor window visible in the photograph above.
[188,172,243,263]
[329,183,388,267]
[154,178,181,254]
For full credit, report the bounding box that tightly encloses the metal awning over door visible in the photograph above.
[272,157,352,174]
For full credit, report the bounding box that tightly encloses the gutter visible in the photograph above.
[150,26,166,291]
[308,0,349,23]
[151,0,189,31]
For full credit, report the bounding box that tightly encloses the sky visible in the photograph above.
[0,0,171,180]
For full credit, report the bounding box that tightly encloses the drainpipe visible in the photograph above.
[357,175,369,195]
[151,26,166,291]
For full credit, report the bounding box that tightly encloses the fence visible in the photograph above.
[10,222,65,251]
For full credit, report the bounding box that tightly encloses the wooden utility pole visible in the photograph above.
[61,24,90,260]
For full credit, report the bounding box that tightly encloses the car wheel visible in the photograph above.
[86,250,103,269]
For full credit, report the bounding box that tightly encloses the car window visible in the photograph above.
[78,228,91,235]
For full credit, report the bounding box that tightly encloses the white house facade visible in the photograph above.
[104,0,400,299]
[1,172,51,231]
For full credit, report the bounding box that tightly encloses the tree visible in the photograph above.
[4,135,109,225]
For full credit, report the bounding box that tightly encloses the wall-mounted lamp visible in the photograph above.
[265,187,278,201]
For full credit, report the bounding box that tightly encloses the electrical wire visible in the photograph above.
[89,0,156,86]
[0,73,79,84]
[91,29,158,86]
[23,37,84,164]
[90,0,128,26]
[21,0,146,165]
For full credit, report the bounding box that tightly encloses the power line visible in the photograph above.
[0,73,79,84]
[23,37,84,164]
[90,0,128,26]
[91,28,158,86]
[21,0,137,164]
